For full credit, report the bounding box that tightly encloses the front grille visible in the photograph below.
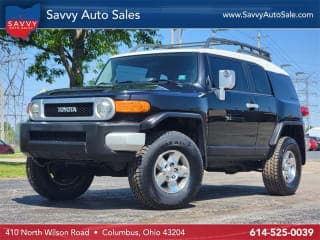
[44,103,93,117]
[30,131,86,142]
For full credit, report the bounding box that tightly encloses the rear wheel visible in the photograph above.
[262,137,302,195]
[128,131,203,209]
[27,158,94,200]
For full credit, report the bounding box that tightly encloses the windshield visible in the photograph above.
[96,53,198,85]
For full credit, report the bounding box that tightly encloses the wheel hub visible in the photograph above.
[282,150,297,184]
[153,150,190,194]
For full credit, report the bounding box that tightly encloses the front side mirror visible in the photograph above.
[214,70,236,100]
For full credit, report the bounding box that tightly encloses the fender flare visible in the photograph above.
[269,120,306,164]
[269,121,304,146]
[140,112,208,168]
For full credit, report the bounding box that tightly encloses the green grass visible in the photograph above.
[0,162,26,178]
[0,152,25,159]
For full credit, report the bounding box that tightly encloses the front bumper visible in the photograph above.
[20,121,145,162]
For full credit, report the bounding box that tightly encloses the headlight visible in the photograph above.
[29,102,41,119]
[96,98,114,119]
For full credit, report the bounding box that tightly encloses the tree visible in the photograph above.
[0,29,159,87]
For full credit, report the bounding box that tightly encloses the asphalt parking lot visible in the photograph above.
[0,152,319,224]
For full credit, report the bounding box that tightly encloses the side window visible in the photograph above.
[0,140,4,145]
[268,72,298,100]
[249,64,272,95]
[208,56,249,91]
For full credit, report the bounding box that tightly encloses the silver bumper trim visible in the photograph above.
[105,132,146,151]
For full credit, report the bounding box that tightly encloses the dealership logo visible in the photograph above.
[57,107,78,113]
[5,4,40,40]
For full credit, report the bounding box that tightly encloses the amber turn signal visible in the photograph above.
[115,100,151,113]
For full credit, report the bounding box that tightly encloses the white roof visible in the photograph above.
[112,48,289,76]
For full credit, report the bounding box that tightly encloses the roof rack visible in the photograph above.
[130,37,271,61]
[205,38,271,61]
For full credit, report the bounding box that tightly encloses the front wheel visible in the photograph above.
[128,131,203,209]
[262,137,302,195]
[27,158,94,200]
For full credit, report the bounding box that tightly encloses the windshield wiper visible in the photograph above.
[115,80,136,84]
[146,79,177,83]
[112,79,185,85]
[96,82,113,86]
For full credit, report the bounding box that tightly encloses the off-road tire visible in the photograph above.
[262,137,302,195]
[27,158,94,200]
[128,131,203,209]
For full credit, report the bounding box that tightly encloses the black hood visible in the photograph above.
[33,82,204,100]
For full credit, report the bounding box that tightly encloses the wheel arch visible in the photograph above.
[269,121,306,165]
[140,112,207,168]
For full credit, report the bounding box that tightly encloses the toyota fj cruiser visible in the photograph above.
[21,38,305,209]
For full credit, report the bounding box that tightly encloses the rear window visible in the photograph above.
[267,72,298,100]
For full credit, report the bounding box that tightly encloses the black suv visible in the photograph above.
[21,38,305,209]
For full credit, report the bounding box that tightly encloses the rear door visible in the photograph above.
[206,55,259,161]
[246,63,277,155]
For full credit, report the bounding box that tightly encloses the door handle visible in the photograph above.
[246,103,259,110]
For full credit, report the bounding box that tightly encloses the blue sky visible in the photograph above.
[6,29,320,126]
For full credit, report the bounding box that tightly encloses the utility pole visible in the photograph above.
[257,32,261,49]
[306,76,310,128]
[296,72,317,130]
[0,51,26,144]
[177,29,183,44]
[0,81,4,140]
[170,29,183,44]
[170,29,175,44]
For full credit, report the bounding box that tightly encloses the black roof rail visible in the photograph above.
[131,37,271,61]
[205,37,271,61]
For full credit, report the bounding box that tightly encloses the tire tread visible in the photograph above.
[27,158,94,200]
[262,136,301,195]
[128,131,203,209]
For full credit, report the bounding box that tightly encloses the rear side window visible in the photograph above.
[268,72,298,100]
[208,56,249,91]
[248,64,272,95]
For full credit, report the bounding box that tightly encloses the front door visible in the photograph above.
[206,55,259,161]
